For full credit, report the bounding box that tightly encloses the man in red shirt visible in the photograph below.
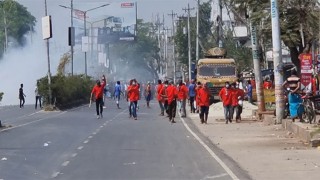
[128,79,140,120]
[233,83,245,122]
[156,80,165,115]
[195,82,202,113]
[177,80,189,117]
[219,81,233,124]
[198,82,211,124]
[164,81,178,123]
[90,76,106,119]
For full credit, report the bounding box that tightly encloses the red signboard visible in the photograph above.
[121,3,134,8]
[299,53,313,89]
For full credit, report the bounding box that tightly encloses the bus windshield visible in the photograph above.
[198,65,236,77]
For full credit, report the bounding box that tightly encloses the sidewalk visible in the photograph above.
[187,102,320,180]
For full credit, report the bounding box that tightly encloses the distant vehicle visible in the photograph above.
[104,16,123,32]
[196,47,238,98]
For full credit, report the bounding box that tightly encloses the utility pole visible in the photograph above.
[155,15,163,75]
[183,4,195,82]
[70,0,74,75]
[217,0,223,47]
[196,0,200,63]
[168,10,177,83]
[271,0,284,124]
[44,0,52,105]
[249,9,265,112]
[163,27,170,77]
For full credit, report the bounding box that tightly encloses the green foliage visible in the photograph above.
[224,30,253,71]
[0,0,36,55]
[224,0,320,70]
[0,92,3,102]
[37,75,94,110]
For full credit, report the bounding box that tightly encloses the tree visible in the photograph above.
[0,0,36,56]
[224,0,320,72]
[109,19,160,80]
[175,2,213,66]
[175,1,253,71]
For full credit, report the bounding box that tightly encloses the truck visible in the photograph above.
[196,47,238,98]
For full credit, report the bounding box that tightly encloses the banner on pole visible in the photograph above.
[299,53,312,92]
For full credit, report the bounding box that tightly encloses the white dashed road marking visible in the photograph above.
[62,161,70,167]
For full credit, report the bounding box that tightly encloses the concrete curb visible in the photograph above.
[263,114,320,147]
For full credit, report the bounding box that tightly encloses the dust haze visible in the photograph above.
[0,0,198,106]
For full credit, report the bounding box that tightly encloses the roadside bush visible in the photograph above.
[38,75,94,110]
[0,92,3,102]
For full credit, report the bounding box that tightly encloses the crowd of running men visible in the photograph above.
[90,75,244,124]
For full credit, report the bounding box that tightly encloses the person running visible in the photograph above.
[114,81,122,109]
[145,82,152,108]
[177,80,188,117]
[219,81,233,124]
[35,83,42,109]
[188,79,196,113]
[90,76,106,119]
[128,79,140,120]
[163,81,178,123]
[19,83,26,109]
[156,80,165,116]
[198,82,211,124]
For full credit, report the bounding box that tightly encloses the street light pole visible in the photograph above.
[84,11,88,77]
[44,0,52,105]
[59,3,109,77]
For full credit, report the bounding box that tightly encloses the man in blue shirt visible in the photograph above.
[247,80,253,104]
[114,81,122,109]
[188,79,196,113]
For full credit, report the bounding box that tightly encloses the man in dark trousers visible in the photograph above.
[163,81,178,123]
[19,83,26,108]
[90,76,106,119]
[35,84,42,109]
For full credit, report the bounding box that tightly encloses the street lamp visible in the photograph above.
[59,3,109,77]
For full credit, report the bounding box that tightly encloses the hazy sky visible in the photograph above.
[1,0,212,105]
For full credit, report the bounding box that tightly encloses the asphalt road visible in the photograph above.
[0,101,250,180]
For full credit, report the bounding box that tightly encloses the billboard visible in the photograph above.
[299,53,313,92]
[73,2,137,44]
[97,2,137,43]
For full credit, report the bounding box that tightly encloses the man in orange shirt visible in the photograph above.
[198,82,211,124]
[195,82,202,113]
[234,83,245,122]
[90,76,106,119]
[219,81,233,124]
[177,80,188,117]
[164,81,178,123]
[128,79,140,120]
[156,80,165,116]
